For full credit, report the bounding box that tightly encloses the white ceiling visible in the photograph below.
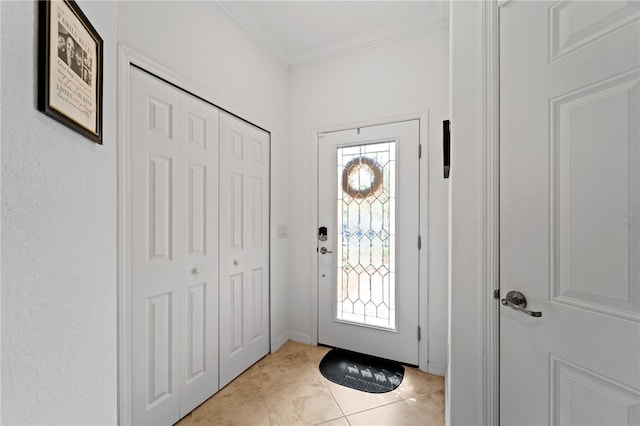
[216,1,448,70]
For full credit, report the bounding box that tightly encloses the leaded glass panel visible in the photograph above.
[336,141,396,330]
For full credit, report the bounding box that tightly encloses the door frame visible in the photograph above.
[481,1,501,425]
[309,112,430,370]
[116,44,274,426]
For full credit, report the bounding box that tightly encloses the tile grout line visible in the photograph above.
[311,349,350,425]
[324,380,348,422]
[340,397,406,418]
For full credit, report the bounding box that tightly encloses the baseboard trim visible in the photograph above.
[425,362,446,377]
[272,333,289,353]
[288,331,312,345]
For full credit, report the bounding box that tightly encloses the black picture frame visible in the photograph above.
[38,0,103,144]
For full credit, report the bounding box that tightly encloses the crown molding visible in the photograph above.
[290,15,449,70]
[215,1,292,70]
[216,1,448,72]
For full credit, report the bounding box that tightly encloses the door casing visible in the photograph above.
[444,1,502,424]
[309,111,431,371]
[480,2,501,425]
[476,1,529,425]
[116,44,275,426]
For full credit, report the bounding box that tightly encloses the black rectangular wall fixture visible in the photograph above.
[443,119,451,179]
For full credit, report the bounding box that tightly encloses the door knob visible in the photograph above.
[501,290,542,317]
[319,247,332,254]
[191,267,200,275]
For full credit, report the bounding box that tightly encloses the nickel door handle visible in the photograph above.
[319,247,332,254]
[501,290,542,317]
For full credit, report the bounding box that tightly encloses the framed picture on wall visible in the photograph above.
[38,0,103,144]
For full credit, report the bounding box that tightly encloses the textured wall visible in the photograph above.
[1,1,118,424]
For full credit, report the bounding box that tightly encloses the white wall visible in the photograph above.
[288,26,450,374]
[1,1,118,424]
[0,3,4,422]
[117,1,290,351]
[448,1,484,424]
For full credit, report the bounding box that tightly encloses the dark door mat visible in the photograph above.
[319,348,404,393]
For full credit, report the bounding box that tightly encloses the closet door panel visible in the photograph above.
[130,68,219,425]
[219,112,270,388]
[131,67,182,426]
[177,92,219,417]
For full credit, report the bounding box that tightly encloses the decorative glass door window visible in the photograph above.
[336,141,396,330]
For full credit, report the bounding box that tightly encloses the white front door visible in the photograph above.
[130,67,219,425]
[218,111,270,388]
[317,120,420,365]
[500,2,640,424]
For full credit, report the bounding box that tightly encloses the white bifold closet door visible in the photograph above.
[218,111,270,388]
[130,67,219,426]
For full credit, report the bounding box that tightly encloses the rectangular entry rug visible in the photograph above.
[319,348,404,393]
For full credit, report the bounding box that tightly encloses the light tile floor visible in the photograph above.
[175,341,444,426]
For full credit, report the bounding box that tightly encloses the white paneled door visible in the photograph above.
[500,2,639,425]
[130,67,219,425]
[317,121,420,365]
[219,111,270,388]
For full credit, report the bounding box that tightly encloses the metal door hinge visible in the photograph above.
[419,144,423,158]
[493,289,500,300]
[418,235,422,249]
[418,326,422,341]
